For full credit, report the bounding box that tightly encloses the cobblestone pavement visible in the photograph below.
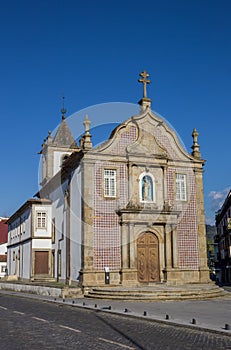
[0,293,231,350]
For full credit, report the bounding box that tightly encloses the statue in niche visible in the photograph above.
[142,175,153,201]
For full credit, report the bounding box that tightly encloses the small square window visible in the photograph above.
[1,266,6,273]
[36,212,47,229]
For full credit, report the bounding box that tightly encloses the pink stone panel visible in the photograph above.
[154,127,177,159]
[94,162,127,270]
[110,125,137,155]
[167,167,199,269]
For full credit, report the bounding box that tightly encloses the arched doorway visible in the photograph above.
[137,232,160,283]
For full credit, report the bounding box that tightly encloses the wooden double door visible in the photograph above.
[137,232,160,283]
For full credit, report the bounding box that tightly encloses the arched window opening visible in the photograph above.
[61,154,69,165]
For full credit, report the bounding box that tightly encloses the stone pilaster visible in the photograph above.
[121,223,129,269]
[81,159,94,285]
[172,225,178,268]
[120,222,138,285]
[194,168,210,282]
[165,224,172,269]
[129,224,136,269]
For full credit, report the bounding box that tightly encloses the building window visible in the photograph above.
[176,174,187,201]
[104,169,116,198]
[36,211,47,229]
[140,174,155,202]
[61,154,69,166]
[13,251,15,261]
[52,218,56,243]
[1,266,6,273]
[58,250,62,277]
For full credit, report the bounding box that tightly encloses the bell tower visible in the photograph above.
[39,105,79,186]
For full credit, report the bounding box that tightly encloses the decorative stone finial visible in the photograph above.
[83,114,91,134]
[191,128,201,158]
[47,131,53,144]
[138,70,152,112]
[42,138,47,148]
[82,114,92,151]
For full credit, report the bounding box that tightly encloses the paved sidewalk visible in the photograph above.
[0,289,230,336]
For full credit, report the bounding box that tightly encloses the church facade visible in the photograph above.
[7,72,210,287]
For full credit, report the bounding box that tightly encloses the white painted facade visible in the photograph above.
[7,199,52,281]
[43,166,82,284]
[0,242,7,277]
[53,150,72,176]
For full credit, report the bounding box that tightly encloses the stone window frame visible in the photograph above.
[61,154,70,166]
[139,172,156,203]
[103,168,117,199]
[36,211,47,230]
[58,249,62,277]
[175,173,187,201]
[52,217,56,243]
[1,265,6,273]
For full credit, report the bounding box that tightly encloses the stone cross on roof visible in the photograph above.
[138,70,151,99]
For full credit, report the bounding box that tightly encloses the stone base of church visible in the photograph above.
[80,267,210,288]
[80,269,121,287]
[199,268,211,283]
[163,267,210,285]
[85,282,228,300]
[120,268,139,286]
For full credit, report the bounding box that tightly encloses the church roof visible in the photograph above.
[52,117,77,148]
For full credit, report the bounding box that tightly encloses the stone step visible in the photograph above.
[89,286,220,295]
[85,285,228,301]
[32,278,57,283]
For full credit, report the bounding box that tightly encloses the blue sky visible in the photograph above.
[1,0,231,224]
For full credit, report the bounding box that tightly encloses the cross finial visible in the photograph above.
[138,70,151,99]
[61,94,67,120]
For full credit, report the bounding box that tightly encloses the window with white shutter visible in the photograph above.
[36,211,47,229]
[104,169,116,198]
[176,174,187,201]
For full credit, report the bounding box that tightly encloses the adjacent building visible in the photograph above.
[0,217,8,278]
[7,199,52,280]
[215,190,231,284]
[7,72,210,288]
